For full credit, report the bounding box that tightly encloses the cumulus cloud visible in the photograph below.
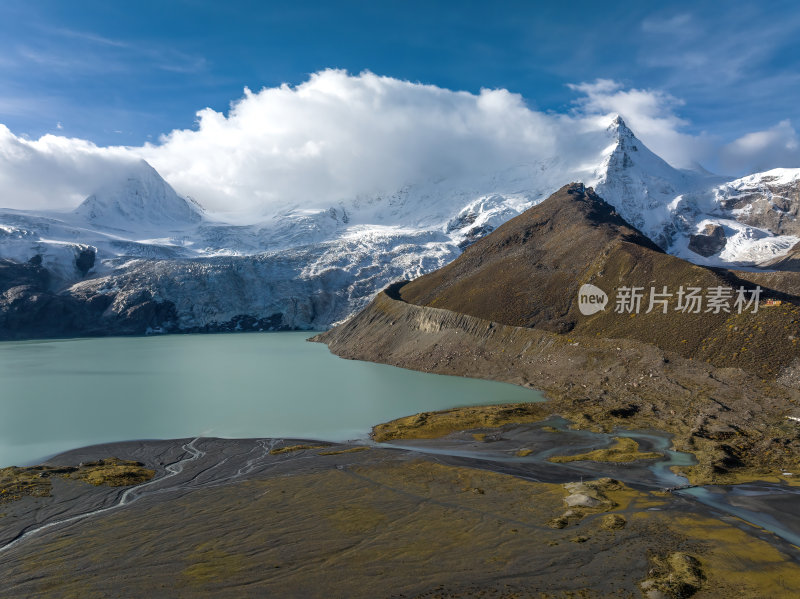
[0,70,797,215]
[0,70,607,215]
[138,70,569,214]
[720,120,800,174]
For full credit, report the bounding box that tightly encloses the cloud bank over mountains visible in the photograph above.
[0,69,798,215]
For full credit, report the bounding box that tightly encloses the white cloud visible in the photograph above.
[0,70,607,214]
[0,124,139,210]
[138,70,583,215]
[567,79,713,169]
[0,70,797,214]
[720,120,800,173]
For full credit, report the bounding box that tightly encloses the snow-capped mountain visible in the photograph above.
[666,168,800,267]
[585,117,800,269]
[592,116,720,248]
[74,160,203,232]
[1,116,798,336]
[0,162,204,287]
[716,168,800,234]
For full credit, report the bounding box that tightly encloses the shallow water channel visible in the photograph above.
[386,416,800,551]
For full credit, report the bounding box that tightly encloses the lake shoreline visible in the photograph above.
[0,331,541,468]
[315,286,800,487]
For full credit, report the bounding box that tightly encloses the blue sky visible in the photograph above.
[1,0,798,147]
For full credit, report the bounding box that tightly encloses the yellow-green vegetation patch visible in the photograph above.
[64,458,155,487]
[472,433,487,442]
[7,452,757,598]
[269,444,328,455]
[372,403,547,442]
[548,478,648,530]
[516,448,533,457]
[0,467,53,504]
[595,479,653,512]
[695,303,800,378]
[599,513,627,531]
[541,426,561,433]
[667,514,800,598]
[548,436,663,464]
[562,478,619,511]
[640,551,704,598]
[679,462,800,487]
[318,446,370,456]
[0,458,154,504]
[570,535,590,543]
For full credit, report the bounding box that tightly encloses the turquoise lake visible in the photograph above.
[0,332,542,466]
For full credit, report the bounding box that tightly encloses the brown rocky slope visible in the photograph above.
[399,183,800,378]
[317,184,800,485]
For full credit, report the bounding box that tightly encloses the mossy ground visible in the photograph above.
[268,444,328,455]
[3,449,799,598]
[371,402,800,486]
[64,459,155,487]
[641,551,704,598]
[372,404,547,443]
[548,437,663,464]
[659,513,800,598]
[0,458,154,504]
[318,446,370,456]
[0,467,52,504]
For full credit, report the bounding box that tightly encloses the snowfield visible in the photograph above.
[1,116,798,331]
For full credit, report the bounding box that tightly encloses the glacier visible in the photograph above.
[0,116,798,336]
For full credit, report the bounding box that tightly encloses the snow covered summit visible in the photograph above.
[74,160,203,232]
[594,116,715,248]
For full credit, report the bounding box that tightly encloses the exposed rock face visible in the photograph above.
[400,183,663,334]
[457,224,494,248]
[1,133,800,340]
[593,116,698,250]
[688,224,727,257]
[0,258,49,291]
[75,247,96,277]
[716,169,800,236]
[0,259,177,340]
[761,241,800,271]
[62,252,365,332]
[320,182,800,378]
